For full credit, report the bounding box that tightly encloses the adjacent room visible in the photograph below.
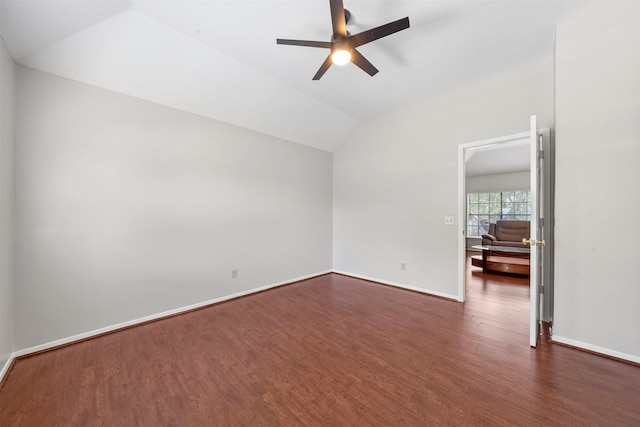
[1,1,639,425]
[463,137,534,338]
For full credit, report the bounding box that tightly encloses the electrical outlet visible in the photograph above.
[444,216,455,225]
[400,262,407,270]
[231,268,238,279]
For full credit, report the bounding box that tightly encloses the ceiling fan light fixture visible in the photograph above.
[331,48,351,66]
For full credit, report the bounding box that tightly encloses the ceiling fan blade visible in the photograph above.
[351,49,379,77]
[277,39,333,48]
[348,17,410,47]
[329,0,347,37]
[313,55,333,80]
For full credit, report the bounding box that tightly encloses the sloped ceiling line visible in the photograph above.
[0,1,595,152]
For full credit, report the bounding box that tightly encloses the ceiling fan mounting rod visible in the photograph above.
[331,34,348,44]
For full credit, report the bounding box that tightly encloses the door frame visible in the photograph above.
[457,125,553,345]
[456,131,530,302]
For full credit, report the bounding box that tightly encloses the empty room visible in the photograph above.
[1,1,639,425]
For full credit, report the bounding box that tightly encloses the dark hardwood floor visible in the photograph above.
[1,266,639,426]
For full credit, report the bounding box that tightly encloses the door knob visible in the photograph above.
[523,238,546,246]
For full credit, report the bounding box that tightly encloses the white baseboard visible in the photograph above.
[12,270,332,359]
[551,335,640,364]
[7,271,636,385]
[332,270,459,301]
[0,353,16,384]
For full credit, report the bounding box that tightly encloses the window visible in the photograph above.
[467,191,530,236]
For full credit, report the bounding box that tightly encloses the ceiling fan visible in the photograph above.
[276,0,410,80]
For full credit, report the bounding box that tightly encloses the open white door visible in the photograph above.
[528,116,543,347]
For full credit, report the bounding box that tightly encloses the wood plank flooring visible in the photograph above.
[1,266,639,426]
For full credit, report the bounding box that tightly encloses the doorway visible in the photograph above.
[457,121,553,347]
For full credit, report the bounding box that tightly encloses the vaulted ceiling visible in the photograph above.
[0,1,594,152]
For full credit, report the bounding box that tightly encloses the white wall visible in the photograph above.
[15,67,333,350]
[333,55,554,297]
[0,36,15,370]
[553,3,640,360]
[466,171,530,193]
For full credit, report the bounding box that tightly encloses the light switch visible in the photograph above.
[444,216,455,225]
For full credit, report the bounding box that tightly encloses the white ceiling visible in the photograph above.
[0,0,595,152]
[465,138,530,177]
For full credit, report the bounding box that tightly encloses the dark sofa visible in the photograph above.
[481,220,530,248]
